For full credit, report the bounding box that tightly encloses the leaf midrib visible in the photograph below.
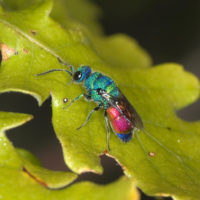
[0,18,62,60]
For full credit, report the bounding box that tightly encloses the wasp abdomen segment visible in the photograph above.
[107,106,133,142]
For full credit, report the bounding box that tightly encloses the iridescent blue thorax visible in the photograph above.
[83,72,119,108]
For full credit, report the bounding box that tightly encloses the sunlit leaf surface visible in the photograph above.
[0,0,199,199]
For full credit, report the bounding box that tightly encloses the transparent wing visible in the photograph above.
[101,89,143,130]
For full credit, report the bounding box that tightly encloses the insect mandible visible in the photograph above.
[36,58,143,151]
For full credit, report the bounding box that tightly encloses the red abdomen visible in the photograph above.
[107,106,133,134]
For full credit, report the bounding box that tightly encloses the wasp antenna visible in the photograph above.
[36,69,72,77]
[57,57,74,73]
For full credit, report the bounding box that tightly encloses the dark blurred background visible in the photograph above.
[95,0,200,119]
[1,0,200,199]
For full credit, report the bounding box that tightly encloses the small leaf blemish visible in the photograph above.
[23,48,29,54]
[148,152,155,157]
[30,30,37,35]
[103,149,108,154]
[167,127,172,131]
[0,43,18,61]
[2,13,8,17]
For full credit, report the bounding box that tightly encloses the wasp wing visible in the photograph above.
[101,89,143,130]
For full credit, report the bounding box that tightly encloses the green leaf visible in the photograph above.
[0,111,137,199]
[17,148,42,166]
[0,1,138,199]
[0,112,77,188]
[0,112,33,168]
[91,34,152,69]
[0,0,199,200]
[51,0,103,35]
[0,169,136,200]
[50,1,152,70]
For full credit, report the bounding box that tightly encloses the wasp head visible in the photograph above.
[73,66,91,82]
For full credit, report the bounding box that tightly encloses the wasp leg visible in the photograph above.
[84,94,91,100]
[77,104,102,130]
[63,93,85,109]
[63,93,91,109]
[104,111,111,151]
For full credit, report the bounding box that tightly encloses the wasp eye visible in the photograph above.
[74,71,82,81]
